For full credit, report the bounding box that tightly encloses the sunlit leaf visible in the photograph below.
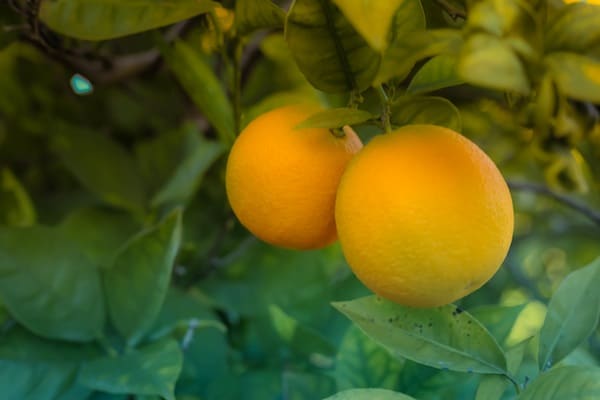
[545,3,600,54]
[285,0,380,93]
[545,52,600,103]
[331,0,406,52]
[390,95,462,132]
[458,33,531,95]
[407,55,463,94]
[70,74,93,95]
[377,29,462,85]
[333,296,507,374]
[518,366,600,400]
[296,108,375,129]
[39,0,217,40]
[538,257,600,371]
[235,0,284,35]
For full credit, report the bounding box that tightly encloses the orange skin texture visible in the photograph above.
[226,105,363,250]
[335,125,514,307]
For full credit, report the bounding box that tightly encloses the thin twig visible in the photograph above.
[434,0,467,20]
[507,180,600,227]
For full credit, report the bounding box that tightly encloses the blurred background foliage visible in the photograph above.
[0,0,599,399]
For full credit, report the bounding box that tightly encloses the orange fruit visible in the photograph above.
[226,105,363,250]
[335,125,514,307]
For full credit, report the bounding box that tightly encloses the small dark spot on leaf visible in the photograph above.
[428,322,433,327]
[455,307,463,314]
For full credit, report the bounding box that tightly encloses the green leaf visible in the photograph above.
[161,40,235,146]
[52,126,147,213]
[269,304,336,357]
[0,168,36,227]
[475,375,507,400]
[545,3,600,54]
[104,210,182,346]
[333,296,507,374]
[390,95,462,132]
[295,108,375,129]
[0,360,91,400]
[59,207,139,268]
[79,339,183,400]
[335,325,404,390]
[331,0,406,52]
[518,366,600,400]
[151,136,224,207]
[235,0,285,36]
[284,371,336,400]
[545,52,600,103]
[458,33,531,95]
[538,258,600,371]
[469,304,526,344]
[324,388,417,400]
[148,287,223,341]
[39,0,217,40]
[285,0,380,93]
[407,55,463,94]
[0,226,104,341]
[0,326,100,363]
[377,29,462,85]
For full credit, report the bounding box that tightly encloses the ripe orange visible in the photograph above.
[335,125,514,307]
[226,105,363,250]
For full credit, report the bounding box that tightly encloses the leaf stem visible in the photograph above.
[506,374,522,394]
[376,85,392,133]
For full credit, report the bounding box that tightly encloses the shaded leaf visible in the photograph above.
[333,296,507,374]
[0,168,36,227]
[285,0,380,93]
[545,52,600,103]
[79,339,183,400]
[518,366,600,400]
[324,388,416,400]
[104,210,182,346]
[407,55,463,94]
[538,258,600,371]
[458,33,530,95]
[39,0,217,40]
[469,304,526,344]
[53,127,147,213]
[377,29,462,85]
[284,371,336,400]
[335,325,404,390]
[161,40,235,145]
[390,95,462,132]
[59,207,139,268]
[296,108,375,129]
[0,226,104,341]
[0,360,91,400]
[235,0,284,35]
[269,304,336,357]
[331,0,406,52]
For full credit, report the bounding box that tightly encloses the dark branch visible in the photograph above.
[508,180,600,227]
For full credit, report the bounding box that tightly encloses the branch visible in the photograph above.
[20,20,192,84]
[434,0,467,20]
[507,180,600,227]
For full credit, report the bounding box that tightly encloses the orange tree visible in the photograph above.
[0,0,599,399]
